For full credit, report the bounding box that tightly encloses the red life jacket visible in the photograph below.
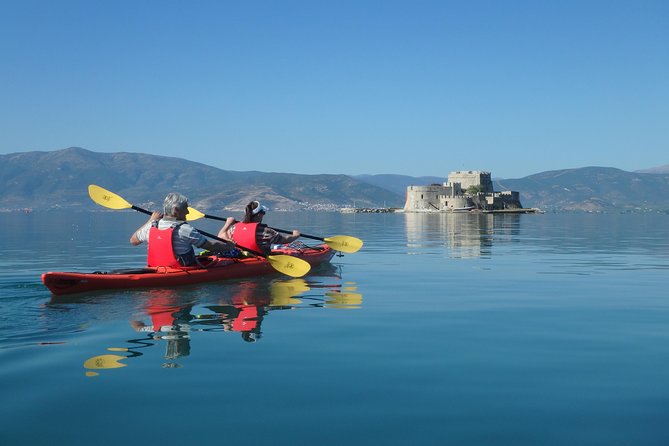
[231,222,262,253]
[232,306,259,332]
[147,222,182,268]
[147,299,181,330]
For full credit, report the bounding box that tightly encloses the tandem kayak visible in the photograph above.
[42,244,335,296]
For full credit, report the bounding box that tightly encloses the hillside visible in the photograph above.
[493,167,669,212]
[636,164,669,174]
[0,148,403,211]
[353,174,447,197]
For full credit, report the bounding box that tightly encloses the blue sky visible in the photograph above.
[1,0,667,178]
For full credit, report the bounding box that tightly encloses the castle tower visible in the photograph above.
[447,171,493,193]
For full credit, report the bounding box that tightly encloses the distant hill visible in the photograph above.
[353,174,447,197]
[493,167,669,212]
[636,164,669,174]
[0,148,403,211]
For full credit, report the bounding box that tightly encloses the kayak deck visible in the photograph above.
[42,244,335,296]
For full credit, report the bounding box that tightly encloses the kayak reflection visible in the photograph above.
[194,277,361,341]
[82,277,362,375]
[196,279,311,342]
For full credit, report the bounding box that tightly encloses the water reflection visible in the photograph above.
[192,278,362,340]
[79,274,363,375]
[130,289,195,366]
[83,337,155,376]
[404,212,523,258]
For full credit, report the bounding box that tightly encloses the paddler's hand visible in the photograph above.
[130,320,146,331]
[131,211,164,245]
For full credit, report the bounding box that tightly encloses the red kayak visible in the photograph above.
[42,244,335,296]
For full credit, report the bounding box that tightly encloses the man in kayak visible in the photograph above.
[217,200,301,255]
[131,192,234,267]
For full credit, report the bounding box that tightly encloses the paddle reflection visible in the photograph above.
[83,337,155,376]
[82,275,362,375]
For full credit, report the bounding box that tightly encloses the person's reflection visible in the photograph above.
[130,289,194,365]
[203,281,270,343]
[198,278,317,342]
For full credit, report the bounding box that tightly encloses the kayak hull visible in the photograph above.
[42,245,335,296]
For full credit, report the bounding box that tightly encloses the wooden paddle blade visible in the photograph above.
[323,235,363,253]
[88,184,132,210]
[266,254,311,278]
[186,207,205,221]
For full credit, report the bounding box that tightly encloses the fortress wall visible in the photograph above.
[440,195,471,209]
[404,185,451,211]
[486,191,522,209]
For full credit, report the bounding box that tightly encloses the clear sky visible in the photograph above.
[1,0,667,178]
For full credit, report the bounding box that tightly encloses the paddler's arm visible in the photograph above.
[130,211,163,245]
[274,229,301,244]
[200,239,236,255]
[217,217,236,241]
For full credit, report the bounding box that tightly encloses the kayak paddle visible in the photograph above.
[87,185,311,278]
[186,206,363,254]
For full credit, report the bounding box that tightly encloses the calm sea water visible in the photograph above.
[1,210,668,445]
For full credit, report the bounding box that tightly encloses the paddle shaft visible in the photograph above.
[197,229,269,259]
[131,206,152,216]
[271,227,324,242]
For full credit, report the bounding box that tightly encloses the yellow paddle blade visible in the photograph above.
[83,354,127,370]
[267,254,311,278]
[323,235,363,253]
[325,291,363,309]
[270,296,302,306]
[269,279,311,306]
[107,347,129,352]
[88,184,132,210]
[186,207,205,221]
[271,278,310,295]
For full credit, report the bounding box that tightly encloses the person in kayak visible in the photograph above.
[131,192,234,267]
[217,200,301,255]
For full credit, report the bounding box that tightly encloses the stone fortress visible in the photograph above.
[404,170,524,212]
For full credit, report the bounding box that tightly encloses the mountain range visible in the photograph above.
[0,147,400,211]
[1,147,668,212]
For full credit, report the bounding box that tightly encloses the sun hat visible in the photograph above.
[251,201,268,215]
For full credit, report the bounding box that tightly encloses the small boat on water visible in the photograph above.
[450,206,476,212]
[42,244,335,296]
